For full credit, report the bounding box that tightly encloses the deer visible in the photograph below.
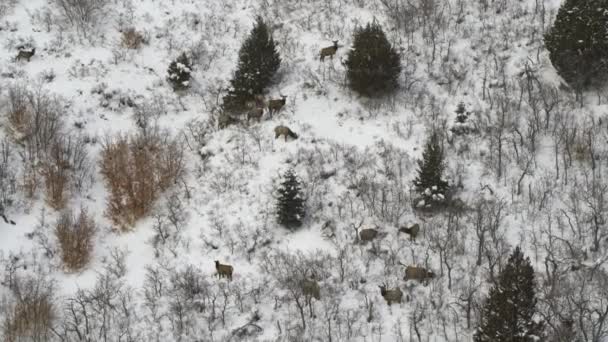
[215,260,233,281]
[379,283,402,305]
[267,95,287,118]
[274,125,298,141]
[15,48,36,62]
[399,223,420,241]
[403,265,435,284]
[320,41,339,61]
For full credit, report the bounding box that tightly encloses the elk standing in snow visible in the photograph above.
[15,48,36,62]
[319,41,339,61]
[267,95,287,118]
[215,260,233,281]
[274,125,298,141]
[379,283,402,305]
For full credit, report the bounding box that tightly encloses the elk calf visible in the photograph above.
[215,260,233,281]
[399,223,420,241]
[379,284,402,305]
[403,265,435,283]
[274,125,298,141]
[267,95,287,118]
[320,41,339,61]
[16,48,36,62]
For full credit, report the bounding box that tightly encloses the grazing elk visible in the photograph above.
[215,260,233,281]
[379,284,402,305]
[267,95,287,118]
[319,41,339,61]
[403,265,435,284]
[399,223,420,241]
[15,48,36,62]
[274,125,298,141]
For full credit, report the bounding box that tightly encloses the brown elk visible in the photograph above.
[403,265,435,283]
[215,260,233,281]
[274,125,298,141]
[247,107,264,122]
[301,279,321,300]
[359,228,378,242]
[320,41,339,61]
[16,48,36,62]
[267,95,287,118]
[379,283,402,305]
[399,223,420,241]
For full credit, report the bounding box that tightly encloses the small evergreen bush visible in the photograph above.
[544,0,608,90]
[413,133,448,209]
[345,22,401,96]
[276,168,305,229]
[474,247,544,342]
[223,17,280,112]
[167,52,192,91]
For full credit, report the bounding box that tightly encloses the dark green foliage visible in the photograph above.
[474,247,544,342]
[346,22,401,96]
[451,102,474,135]
[455,102,468,124]
[544,0,608,90]
[276,169,305,229]
[167,52,192,91]
[223,17,281,112]
[414,133,448,207]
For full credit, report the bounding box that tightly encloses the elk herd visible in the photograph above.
[215,222,435,308]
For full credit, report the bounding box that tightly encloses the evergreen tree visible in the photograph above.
[414,133,448,206]
[544,0,608,90]
[276,168,305,229]
[167,52,192,91]
[474,247,544,342]
[346,22,401,96]
[224,17,281,112]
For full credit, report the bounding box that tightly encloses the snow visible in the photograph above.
[0,0,605,340]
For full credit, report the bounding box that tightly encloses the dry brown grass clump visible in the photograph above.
[2,276,55,342]
[121,27,145,49]
[55,207,96,271]
[100,130,185,229]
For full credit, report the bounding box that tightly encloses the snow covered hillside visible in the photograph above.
[0,0,607,340]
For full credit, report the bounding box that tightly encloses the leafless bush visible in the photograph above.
[100,130,185,229]
[121,27,145,49]
[53,0,108,38]
[41,135,92,209]
[55,207,96,271]
[2,273,56,342]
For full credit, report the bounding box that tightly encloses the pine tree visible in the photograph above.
[474,247,544,342]
[544,0,608,90]
[167,52,192,91]
[223,17,281,112]
[414,133,448,206]
[346,22,401,96]
[276,168,305,229]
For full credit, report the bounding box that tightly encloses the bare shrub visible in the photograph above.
[55,207,96,271]
[100,130,185,229]
[121,27,145,49]
[53,0,108,38]
[41,136,91,209]
[2,274,55,342]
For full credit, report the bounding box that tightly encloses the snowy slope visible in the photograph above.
[0,0,607,341]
